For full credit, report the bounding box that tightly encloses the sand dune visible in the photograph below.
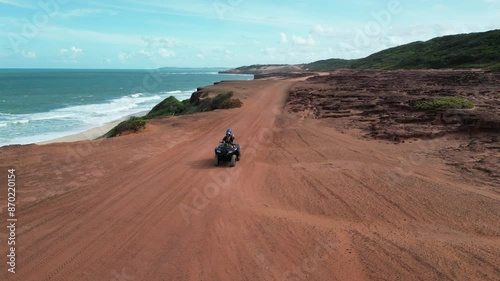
[0,78,498,281]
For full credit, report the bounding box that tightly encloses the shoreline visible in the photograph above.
[35,77,256,146]
[36,111,149,145]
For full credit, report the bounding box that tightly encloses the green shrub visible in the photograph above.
[219,98,243,109]
[196,98,213,112]
[144,92,242,116]
[181,99,197,114]
[102,92,243,139]
[195,92,242,112]
[487,63,500,72]
[413,97,474,111]
[144,96,185,119]
[103,116,146,138]
[210,92,242,109]
[210,92,234,109]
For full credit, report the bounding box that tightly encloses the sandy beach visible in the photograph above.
[36,111,149,145]
[0,76,498,280]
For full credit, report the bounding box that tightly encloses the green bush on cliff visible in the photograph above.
[413,97,474,111]
[181,99,197,114]
[214,92,241,109]
[190,92,242,112]
[146,92,241,116]
[103,116,146,138]
[144,96,185,119]
[211,92,242,109]
[103,92,242,138]
[219,98,243,109]
[486,63,500,72]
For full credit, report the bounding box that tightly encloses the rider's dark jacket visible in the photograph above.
[222,134,235,144]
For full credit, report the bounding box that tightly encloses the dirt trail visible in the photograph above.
[0,79,499,281]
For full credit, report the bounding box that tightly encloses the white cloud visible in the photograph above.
[59,9,117,18]
[59,46,83,56]
[118,51,132,62]
[116,48,175,63]
[261,47,276,55]
[0,0,35,9]
[21,50,36,59]
[92,1,313,28]
[158,48,175,58]
[196,49,208,60]
[71,46,83,54]
[41,25,144,46]
[138,50,153,57]
[142,36,177,48]
[280,32,288,43]
[291,35,316,46]
[192,47,234,62]
[58,46,83,63]
[311,24,338,37]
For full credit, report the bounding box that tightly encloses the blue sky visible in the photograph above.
[0,0,498,68]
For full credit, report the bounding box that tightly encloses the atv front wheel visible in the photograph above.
[214,155,219,166]
[230,155,237,167]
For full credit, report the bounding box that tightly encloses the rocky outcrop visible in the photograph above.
[189,90,205,104]
[287,69,500,184]
[189,82,226,104]
[287,70,500,140]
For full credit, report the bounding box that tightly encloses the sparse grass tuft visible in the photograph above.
[103,116,146,138]
[413,97,474,111]
[144,96,185,119]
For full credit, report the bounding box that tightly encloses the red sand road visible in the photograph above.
[0,79,499,281]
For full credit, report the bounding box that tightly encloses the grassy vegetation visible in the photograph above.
[303,58,353,71]
[305,29,500,71]
[195,92,242,112]
[144,91,242,118]
[231,64,288,71]
[487,63,500,72]
[144,96,185,119]
[103,92,242,138]
[102,117,146,138]
[413,97,475,111]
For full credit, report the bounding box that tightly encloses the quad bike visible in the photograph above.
[214,142,241,167]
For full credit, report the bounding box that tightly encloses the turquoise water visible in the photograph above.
[0,68,252,146]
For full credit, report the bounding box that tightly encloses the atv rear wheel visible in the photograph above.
[214,155,219,166]
[230,155,237,167]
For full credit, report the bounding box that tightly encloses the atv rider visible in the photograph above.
[222,129,235,146]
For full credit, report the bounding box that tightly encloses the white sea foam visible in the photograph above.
[167,90,182,94]
[0,89,197,146]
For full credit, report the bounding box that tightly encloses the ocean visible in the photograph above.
[0,68,253,147]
